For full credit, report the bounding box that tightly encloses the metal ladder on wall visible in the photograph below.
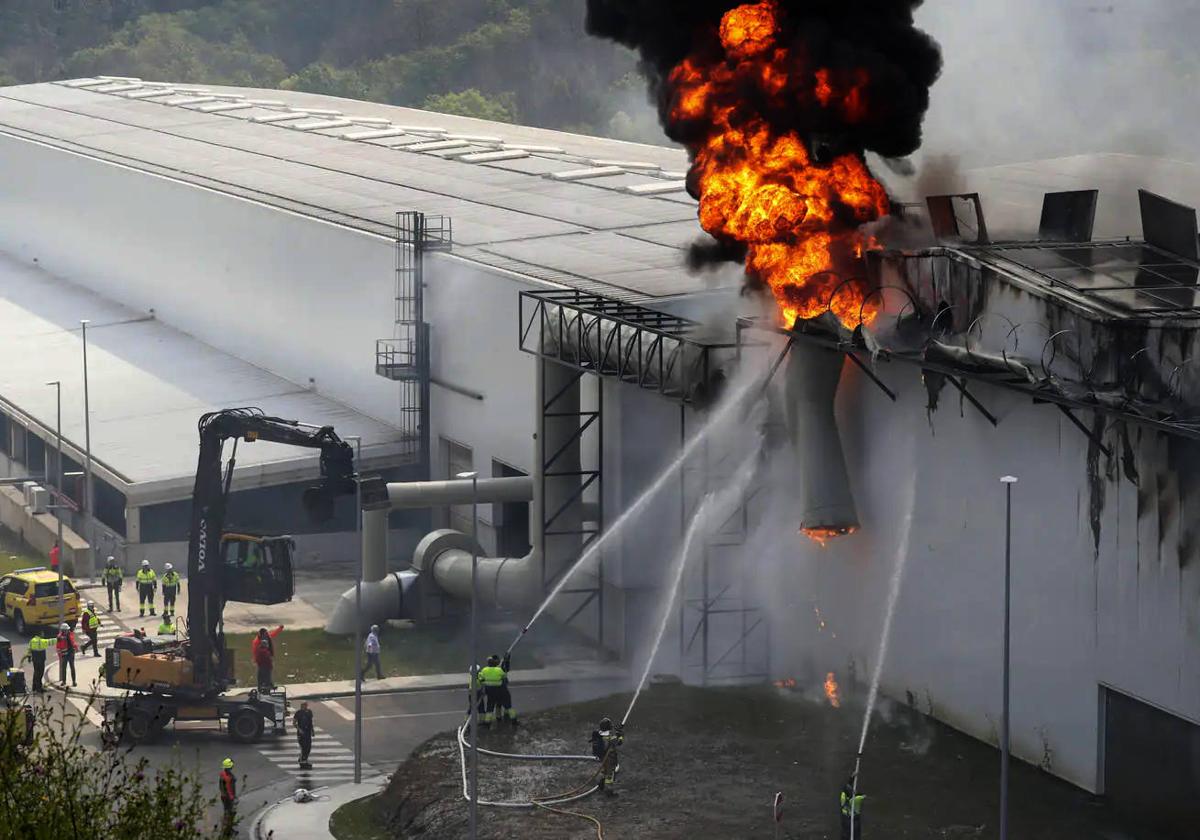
[374,211,452,469]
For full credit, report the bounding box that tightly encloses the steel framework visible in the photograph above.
[518,289,734,405]
[539,363,605,647]
[676,401,771,686]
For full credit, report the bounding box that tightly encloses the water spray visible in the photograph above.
[506,371,764,656]
[621,447,761,727]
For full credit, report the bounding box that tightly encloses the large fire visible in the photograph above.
[668,0,890,328]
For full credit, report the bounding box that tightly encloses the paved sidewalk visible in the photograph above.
[54,655,628,701]
[252,776,387,840]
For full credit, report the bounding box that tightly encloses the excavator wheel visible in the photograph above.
[121,707,162,743]
[228,706,265,743]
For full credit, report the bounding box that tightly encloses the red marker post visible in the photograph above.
[773,791,784,839]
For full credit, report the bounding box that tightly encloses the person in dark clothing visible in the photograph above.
[219,757,237,837]
[293,701,315,768]
[55,624,77,687]
[590,716,624,796]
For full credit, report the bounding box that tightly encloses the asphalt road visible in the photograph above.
[29,669,616,838]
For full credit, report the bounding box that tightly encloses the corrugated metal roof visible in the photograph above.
[0,80,712,304]
[0,252,411,502]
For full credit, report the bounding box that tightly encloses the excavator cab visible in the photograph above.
[220,534,295,605]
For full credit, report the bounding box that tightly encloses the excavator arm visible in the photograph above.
[187,408,356,690]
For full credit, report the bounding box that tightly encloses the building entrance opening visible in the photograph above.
[1102,686,1200,838]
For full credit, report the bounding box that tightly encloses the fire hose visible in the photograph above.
[455,723,611,839]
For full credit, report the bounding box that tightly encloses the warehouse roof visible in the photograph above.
[0,79,714,303]
[0,251,412,506]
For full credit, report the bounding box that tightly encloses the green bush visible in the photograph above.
[0,699,230,839]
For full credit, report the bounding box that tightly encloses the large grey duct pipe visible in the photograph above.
[323,360,584,632]
[784,341,860,537]
[325,479,535,632]
[411,359,583,610]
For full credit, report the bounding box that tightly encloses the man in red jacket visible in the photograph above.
[56,623,77,687]
[251,625,283,693]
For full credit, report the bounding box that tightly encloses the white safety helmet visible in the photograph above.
[87,601,95,609]
[370,624,379,633]
[164,563,173,571]
[106,555,115,564]
[141,559,150,567]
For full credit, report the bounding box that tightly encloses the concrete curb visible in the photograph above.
[253,777,387,840]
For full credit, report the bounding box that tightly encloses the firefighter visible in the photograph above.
[478,653,518,728]
[156,615,176,636]
[218,757,237,836]
[21,631,51,692]
[590,716,624,796]
[160,562,181,618]
[80,601,101,657]
[103,556,123,611]
[55,623,77,688]
[840,774,865,840]
[135,559,157,617]
[465,663,486,727]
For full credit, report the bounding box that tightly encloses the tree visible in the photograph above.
[0,699,231,839]
[281,62,372,100]
[423,88,516,122]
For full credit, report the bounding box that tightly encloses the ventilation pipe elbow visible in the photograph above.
[784,341,859,540]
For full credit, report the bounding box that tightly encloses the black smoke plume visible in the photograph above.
[586,0,941,160]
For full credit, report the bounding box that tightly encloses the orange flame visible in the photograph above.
[669,0,889,329]
[824,672,841,708]
[802,525,859,546]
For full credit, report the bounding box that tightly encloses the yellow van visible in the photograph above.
[0,567,80,635]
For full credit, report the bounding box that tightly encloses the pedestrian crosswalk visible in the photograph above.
[256,726,372,788]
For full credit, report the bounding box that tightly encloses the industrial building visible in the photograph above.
[0,76,1198,833]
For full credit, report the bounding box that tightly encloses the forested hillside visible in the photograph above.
[0,0,664,141]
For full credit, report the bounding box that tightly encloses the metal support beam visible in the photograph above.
[845,352,898,401]
[945,375,998,426]
[1055,405,1113,458]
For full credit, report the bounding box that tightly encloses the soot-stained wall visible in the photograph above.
[756,256,1200,794]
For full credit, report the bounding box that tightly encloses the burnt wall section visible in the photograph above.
[872,246,1200,567]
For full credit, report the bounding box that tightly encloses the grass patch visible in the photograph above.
[226,623,547,685]
[329,793,389,840]
[0,526,46,575]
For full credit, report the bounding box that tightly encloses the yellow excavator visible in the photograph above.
[102,408,357,743]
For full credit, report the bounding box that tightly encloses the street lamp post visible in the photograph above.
[80,319,94,581]
[46,381,64,629]
[349,436,364,785]
[456,470,479,840]
[999,475,1018,840]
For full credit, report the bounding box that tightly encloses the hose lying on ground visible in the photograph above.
[455,723,606,838]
